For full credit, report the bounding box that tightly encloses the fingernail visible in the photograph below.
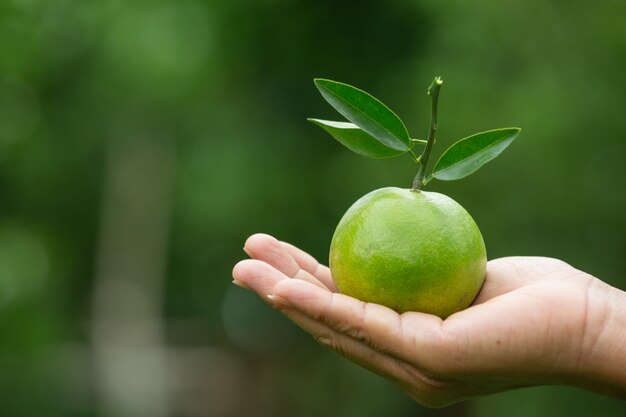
[267,294,290,307]
[243,246,255,258]
[232,279,252,291]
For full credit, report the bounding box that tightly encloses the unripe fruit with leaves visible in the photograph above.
[310,77,519,317]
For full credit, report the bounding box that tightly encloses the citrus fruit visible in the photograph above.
[329,187,486,318]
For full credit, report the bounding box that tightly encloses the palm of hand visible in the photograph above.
[232,234,601,407]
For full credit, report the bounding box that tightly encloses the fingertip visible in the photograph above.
[231,258,291,297]
[231,258,258,281]
[246,232,276,243]
[244,233,279,257]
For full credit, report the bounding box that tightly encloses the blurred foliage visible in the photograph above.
[0,0,625,416]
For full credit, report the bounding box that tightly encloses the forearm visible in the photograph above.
[578,279,626,399]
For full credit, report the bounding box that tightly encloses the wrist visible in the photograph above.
[576,279,626,398]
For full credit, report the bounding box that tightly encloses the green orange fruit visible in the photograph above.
[329,187,486,318]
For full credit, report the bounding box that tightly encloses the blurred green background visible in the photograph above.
[0,0,625,416]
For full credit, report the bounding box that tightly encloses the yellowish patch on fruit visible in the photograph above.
[330,187,486,318]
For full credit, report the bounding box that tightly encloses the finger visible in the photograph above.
[244,234,300,275]
[270,292,457,407]
[232,258,329,307]
[232,259,289,299]
[275,304,406,379]
[280,241,336,291]
[271,278,445,365]
[234,258,442,390]
[244,233,331,290]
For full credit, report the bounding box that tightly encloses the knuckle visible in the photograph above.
[337,322,370,345]
[344,301,374,343]
[321,296,374,345]
[351,327,370,344]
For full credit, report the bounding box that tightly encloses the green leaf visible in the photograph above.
[432,128,521,181]
[313,79,411,151]
[308,119,406,158]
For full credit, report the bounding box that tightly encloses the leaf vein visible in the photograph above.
[435,137,512,176]
[323,87,408,149]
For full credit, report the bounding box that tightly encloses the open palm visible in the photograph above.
[232,234,614,407]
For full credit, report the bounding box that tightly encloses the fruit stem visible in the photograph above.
[412,76,443,191]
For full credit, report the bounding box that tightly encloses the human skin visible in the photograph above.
[232,234,626,407]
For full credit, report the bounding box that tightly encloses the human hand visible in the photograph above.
[232,234,626,407]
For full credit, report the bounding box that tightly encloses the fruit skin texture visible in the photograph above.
[329,187,487,318]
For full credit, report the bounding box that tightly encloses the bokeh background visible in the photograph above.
[1,0,625,416]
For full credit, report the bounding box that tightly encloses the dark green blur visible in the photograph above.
[0,0,624,416]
